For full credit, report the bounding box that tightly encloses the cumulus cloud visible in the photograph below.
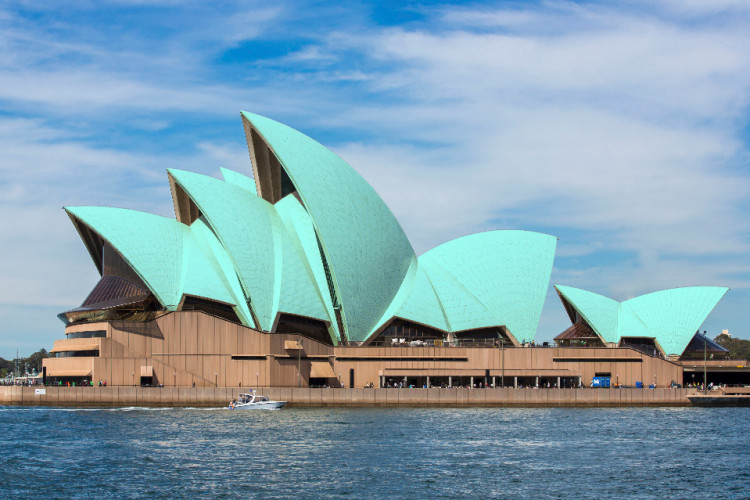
[325,4,750,259]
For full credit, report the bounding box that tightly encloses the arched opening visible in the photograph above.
[179,295,242,324]
[274,313,333,346]
[243,119,299,204]
[58,243,161,325]
[369,318,446,346]
[453,326,515,347]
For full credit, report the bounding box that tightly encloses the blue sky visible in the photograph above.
[1,0,749,357]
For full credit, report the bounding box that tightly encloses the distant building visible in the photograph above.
[715,329,732,340]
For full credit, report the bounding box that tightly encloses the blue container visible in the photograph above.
[592,377,611,388]
[635,381,643,388]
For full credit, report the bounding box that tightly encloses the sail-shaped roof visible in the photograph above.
[555,285,728,356]
[555,285,620,343]
[65,206,255,326]
[63,112,562,346]
[240,112,416,342]
[369,230,556,344]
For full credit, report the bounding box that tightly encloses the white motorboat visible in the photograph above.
[229,390,286,410]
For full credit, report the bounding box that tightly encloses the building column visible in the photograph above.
[492,376,496,388]
[426,376,430,388]
[448,376,452,388]
[470,376,474,388]
[535,376,539,388]
[557,376,561,388]
[514,376,517,389]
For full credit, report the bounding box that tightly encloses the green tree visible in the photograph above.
[715,334,750,360]
[0,357,13,375]
[24,349,49,373]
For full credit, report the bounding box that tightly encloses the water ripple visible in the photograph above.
[0,406,748,499]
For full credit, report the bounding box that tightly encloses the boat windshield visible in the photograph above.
[237,393,255,404]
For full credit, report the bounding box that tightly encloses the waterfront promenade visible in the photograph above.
[0,386,698,407]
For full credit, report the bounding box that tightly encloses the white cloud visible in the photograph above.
[319,5,750,263]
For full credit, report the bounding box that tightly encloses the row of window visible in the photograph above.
[65,330,106,339]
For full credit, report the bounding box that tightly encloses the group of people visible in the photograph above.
[47,379,108,387]
[0,378,37,386]
[380,379,574,389]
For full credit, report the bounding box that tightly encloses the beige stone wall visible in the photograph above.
[0,386,697,407]
[332,345,682,388]
[43,311,682,389]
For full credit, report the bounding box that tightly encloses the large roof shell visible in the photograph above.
[168,169,280,330]
[275,195,340,343]
[65,206,254,326]
[241,112,416,342]
[419,230,556,343]
[66,206,186,309]
[370,230,556,343]
[622,287,728,356]
[168,169,330,331]
[555,285,620,343]
[555,285,728,355]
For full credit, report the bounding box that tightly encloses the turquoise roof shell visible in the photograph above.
[65,206,187,309]
[623,287,729,356]
[555,285,728,355]
[275,195,341,343]
[65,206,255,327]
[423,231,556,343]
[241,112,416,342]
[168,169,280,330]
[371,230,556,343]
[554,285,620,343]
[167,169,330,332]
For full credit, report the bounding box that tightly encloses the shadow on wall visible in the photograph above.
[111,318,164,340]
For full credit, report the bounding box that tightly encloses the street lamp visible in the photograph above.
[703,331,708,392]
[298,340,302,388]
[501,337,505,389]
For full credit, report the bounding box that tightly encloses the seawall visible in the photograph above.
[0,386,697,407]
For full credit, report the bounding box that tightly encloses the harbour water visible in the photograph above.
[1,406,748,499]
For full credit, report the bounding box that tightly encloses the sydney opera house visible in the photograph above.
[43,112,738,389]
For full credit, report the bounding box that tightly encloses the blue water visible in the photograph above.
[1,406,748,499]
